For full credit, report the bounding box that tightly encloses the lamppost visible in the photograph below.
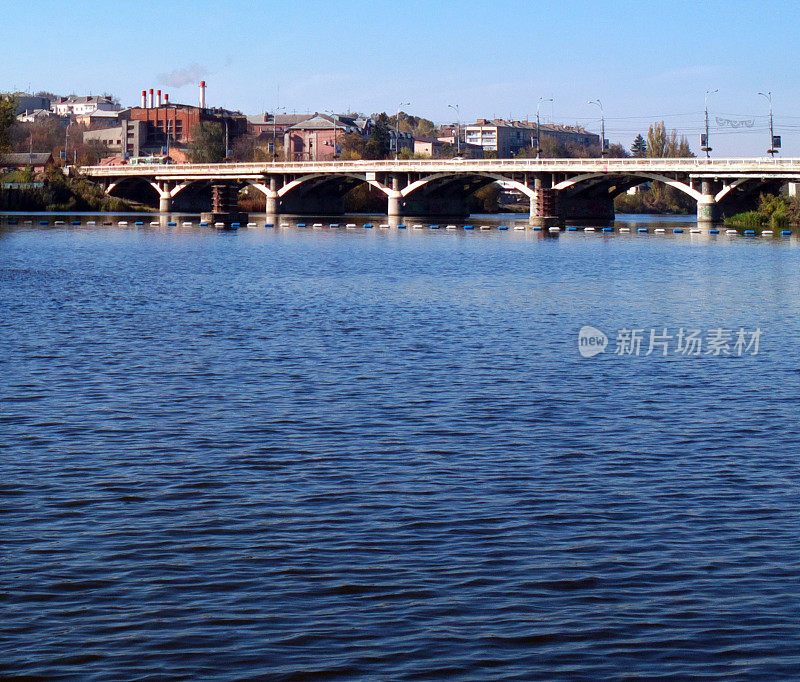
[758,91,777,157]
[536,97,553,159]
[588,99,605,157]
[448,103,460,155]
[395,101,410,160]
[324,108,339,160]
[272,106,286,161]
[703,89,718,158]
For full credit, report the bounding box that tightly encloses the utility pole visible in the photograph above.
[758,91,776,157]
[448,104,460,155]
[588,99,605,156]
[325,109,339,160]
[272,106,285,161]
[703,89,718,158]
[536,97,553,159]
[396,102,410,160]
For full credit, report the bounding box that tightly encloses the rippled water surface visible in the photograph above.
[3,214,800,679]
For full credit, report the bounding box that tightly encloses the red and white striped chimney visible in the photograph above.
[141,90,146,108]
[199,81,206,109]
[148,88,154,108]
[164,93,169,104]
[156,89,162,107]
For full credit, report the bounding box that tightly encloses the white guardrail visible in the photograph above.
[78,158,800,177]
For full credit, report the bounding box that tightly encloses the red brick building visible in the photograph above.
[128,104,247,152]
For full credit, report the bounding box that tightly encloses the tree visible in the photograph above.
[631,134,647,157]
[188,122,225,163]
[646,121,668,158]
[0,93,16,153]
[364,113,391,159]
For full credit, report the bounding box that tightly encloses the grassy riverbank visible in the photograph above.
[1,167,144,212]
[724,193,800,229]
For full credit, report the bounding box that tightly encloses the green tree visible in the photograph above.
[188,122,226,163]
[631,134,647,157]
[0,93,16,153]
[364,113,391,159]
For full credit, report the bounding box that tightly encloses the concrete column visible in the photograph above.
[265,192,279,214]
[159,194,172,212]
[788,182,799,198]
[388,194,402,216]
[697,180,720,225]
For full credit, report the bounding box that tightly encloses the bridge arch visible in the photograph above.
[553,171,702,202]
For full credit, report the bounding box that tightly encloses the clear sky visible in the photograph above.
[2,0,798,156]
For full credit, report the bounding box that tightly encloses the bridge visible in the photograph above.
[80,158,800,226]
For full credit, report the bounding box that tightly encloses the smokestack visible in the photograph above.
[199,81,206,109]
[157,89,162,107]
[148,88,154,108]
[164,93,169,104]
[141,90,146,108]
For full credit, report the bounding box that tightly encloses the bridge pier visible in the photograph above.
[697,180,721,225]
[531,174,562,228]
[159,194,172,213]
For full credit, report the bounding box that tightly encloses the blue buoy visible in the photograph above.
[363,223,373,228]
[567,226,578,231]
[782,230,792,236]
[463,224,474,230]
[709,228,719,234]
[297,223,306,228]
[199,222,209,227]
[167,221,177,226]
[637,227,648,233]
[744,229,756,235]
[603,227,614,232]
[8,219,19,225]
[429,224,440,229]
[134,221,144,226]
[71,220,81,225]
[264,223,274,228]
[397,224,407,229]
[39,220,48,225]
[498,225,509,231]
[673,228,684,234]
[230,222,241,228]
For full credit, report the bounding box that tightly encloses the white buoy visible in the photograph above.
[150,221,159,226]
[184,221,194,227]
[379,223,389,228]
[584,227,596,232]
[548,226,560,232]
[280,222,290,228]
[514,224,526,230]
[214,222,225,228]
[118,221,128,226]
[54,220,65,225]
[655,228,666,233]
[620,227,630,232]
[690,228,701,233]
[726,229,737,235]
[346,223,357,228]
[479,225,491,230]
[312,223,323,228]
[445,224,457,229]
[762,229,774,237]
[412,224,424,229]
[86,220,96,225]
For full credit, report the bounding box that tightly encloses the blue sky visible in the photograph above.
[2,0,798,156]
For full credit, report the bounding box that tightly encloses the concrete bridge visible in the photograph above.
[80,158,800,226]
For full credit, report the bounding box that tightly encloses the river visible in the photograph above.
[2,212,799,679]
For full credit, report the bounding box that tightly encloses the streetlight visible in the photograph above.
[448,103,460,155]
[588,99,605,157]
[758,91,777,157]
[396,101,410,160]
[703,89,718,158]
[272,106,286,161]
[536,97,553,159]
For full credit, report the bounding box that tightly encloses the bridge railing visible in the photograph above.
[79,157,800,176]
